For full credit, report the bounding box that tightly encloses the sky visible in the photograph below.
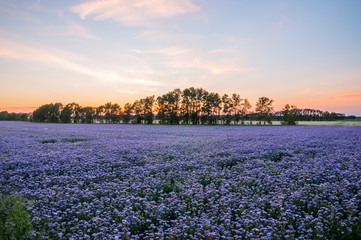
[0,0,361,115]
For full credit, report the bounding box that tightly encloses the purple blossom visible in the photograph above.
[1,122,361,239]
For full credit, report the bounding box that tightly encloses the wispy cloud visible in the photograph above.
[178,58,252,74]
[0,38,163,86]
[328,91,361,99]
[297,88,313,95]
[117,89,137,94]
[208,48,235,54]
[70,0,201,27]
[0,6,40,22]
[153,47,195,56]
[130,47,196,56]
[135,30,175,41]
[52,20,99,40]
[128,46,251,75]
[134,30,204,42]
[0,1,64,21]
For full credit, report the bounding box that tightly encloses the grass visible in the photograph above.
[39,139,57,144]
[39,138,89,144]
[0,194,34,240]
[61,138,89,143]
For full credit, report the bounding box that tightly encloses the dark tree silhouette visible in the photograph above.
[221,94,232,125]
[60,106,72,123]
[29,87,351,125]
[122,103,132,124]
[33,103,62,123]
[281,104,300,125]
[255,97,274,125]
[0,111,29,121]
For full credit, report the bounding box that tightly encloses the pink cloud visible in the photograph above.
[297,88,313,95]
[70,0,201,26]
[60,20,99,40]
[329,91,361,99]
[117,89,137,94]
[134,29,204,42]
[0,38,163,86]
[153,47,196,56]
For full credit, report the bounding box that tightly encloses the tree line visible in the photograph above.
[1,87,355,125]
[0,111,29,121]
[27,87,353,125]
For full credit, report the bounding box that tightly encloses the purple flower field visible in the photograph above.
[1,121,361,239]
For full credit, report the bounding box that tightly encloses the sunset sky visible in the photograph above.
[1,0,361,115]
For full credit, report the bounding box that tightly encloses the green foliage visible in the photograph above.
[60,106,72,123]
[96,102,121,123]
[217,158,244,169]
[346,218,361,239]
[28,87,350,125]
[265,151,292,162]
[84,107,94,124]
[32,103,62,123]
[39,138,89,144]
[39,139,57,144]
[62,138,88,143]
[0,194,34,240]
[157,89,182,124]
[255,97,274,125]
[199,176,215,187]
[281,104,300,125]
[0,111,29,121]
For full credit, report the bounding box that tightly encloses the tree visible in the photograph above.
[156,96,166,124]
[103,102,112,123]
[143,96,155,124]
[240,99,252,125]
[27,87,350,125]
[95,105,105,123]
[281,104,300,125]
[122,103,132,124]
[80,107,95,124]
[255,97,274,125]
[156,89,182,124]
[221,94,232,125]
[170,89,182,124]
[110,103,121,123]
[203,92,221,125]
[60,106,72,123]
[0,111,29,121]
[131,100,143,124]
[231,93,242,124]
[62,103,81,123]
[181,88,192,124]
[180,87,208,125]
[32,103,62,123]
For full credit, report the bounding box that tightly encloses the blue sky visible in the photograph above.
[0,0,360,115]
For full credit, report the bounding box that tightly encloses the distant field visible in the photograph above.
[223,120,361,126]
[1,122,361,239]
[267,120,361,126]
[297,120,361,126]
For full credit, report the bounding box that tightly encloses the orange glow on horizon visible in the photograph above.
[0,106,37,114]
[1,94,360,116]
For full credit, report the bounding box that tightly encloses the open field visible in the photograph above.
[1,122,361,239]
[296,121,361,126]
[271,121,361,126]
